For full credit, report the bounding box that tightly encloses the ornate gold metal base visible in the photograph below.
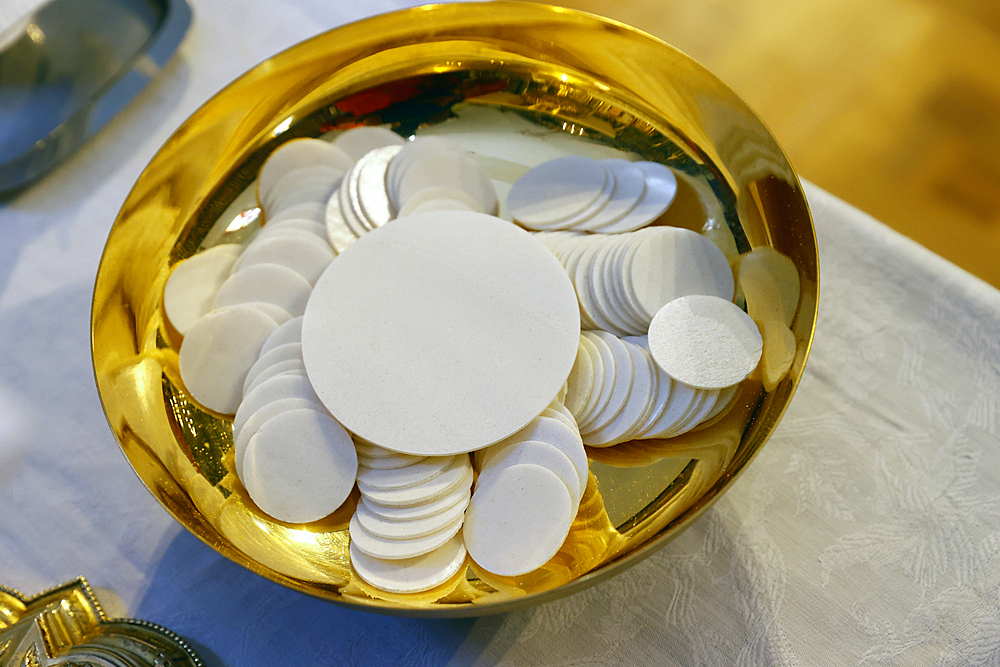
[0,577,203,667]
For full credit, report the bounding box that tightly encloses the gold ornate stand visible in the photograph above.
[0,578,203,667]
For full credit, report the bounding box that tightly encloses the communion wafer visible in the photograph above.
[266,201,325,225]
[349,508,464,560]
[301,211,580,456]
[233,395,324,473]
[354,493,470,540]
[178,304,280,414]
[256,218,327,240]
[507,155,609,227]
[241,407,356,524]
[356,452,427,470]
[478,439,582,509]
[241,342,304,395]
[242,360,305,397]
[163,244,241,335]
[356,455,456,492]
[233,372,320,438]
[212,263,312,318]
[231,234,333,285]
[464,464,574,577]
[258,316,303,356]
[359,457,473,508]
[362,487,471,523]
[647,294,763,390]
[349,532,467,594]
[256,138,352,207]
[331,125,405,161]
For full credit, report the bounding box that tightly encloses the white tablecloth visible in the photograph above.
[3,1,1000,665]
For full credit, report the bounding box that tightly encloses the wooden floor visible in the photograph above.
[541,0,1000,288]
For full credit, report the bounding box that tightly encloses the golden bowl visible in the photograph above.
[91,2,817,616]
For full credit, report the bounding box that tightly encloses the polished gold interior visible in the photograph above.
[91,2,818,617]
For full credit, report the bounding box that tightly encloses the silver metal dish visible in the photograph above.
[0,0,191,193]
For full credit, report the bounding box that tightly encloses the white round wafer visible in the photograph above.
[363,487,470,523]
[671,387,722,435]
[585,159,648,232]
[571,335,605,427]
[233,396,324,473]
[396,186,480,217]
[237,302,292,326]
[618,337,662,440]
[262,166,343,215]
[259,316,303,356]
[637,377,698,439]
[479,440,581,508]
[357,455,456,492]
[600,238,648,333]
[580,331,635,435]
[574,242,626,336]
[234,227,327,265]
[401,198,476,215]
[356,452,426,470]
[507,156,608,227]
[386,137,452,206]
[583,339,655,447]
[212,263,313,318]
[301,211,580,456]
[349,509,464,560]
[359,457,473,508]
[589,240,639,335]
[331,125,405,161]
[464,464,573,577]
[396,146,497,215]
[648,295,763,390]
[703,383,740,423]
[163,244,242,335]
[233,373,320,438]
[660,388,713,437]
[626,336,699,439]
[257,218,327,240]
[241,343,303,394]
[256,138,352,206]
[617,230,657,324]
[178,304,280,414]
[338,165,371,236]
[241,408,356,523]
[603,160,677,231]
[350,532,467,594]
[561,238,600,329]
[266,201,325,225]
[557,162,616,231]
[629,227,734,321]
[232,234,333,285]
[243,360,305,397]
[486,416,587,491]
[354,440,413,459]
[576,332,617,431]
[542,406,579,436]
[351,145,401,229]
[355,492,469,540]
[323,185,358,254]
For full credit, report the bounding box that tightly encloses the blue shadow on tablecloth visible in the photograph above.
[133,529,511,667]
[133,500,791,666]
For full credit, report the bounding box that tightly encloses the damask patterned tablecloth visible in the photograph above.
[2,1,1000,665]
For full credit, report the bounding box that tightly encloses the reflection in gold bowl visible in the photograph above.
[91,2,817,616]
